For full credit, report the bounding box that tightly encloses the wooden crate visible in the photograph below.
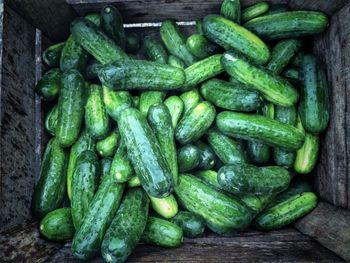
[1,0,350,262]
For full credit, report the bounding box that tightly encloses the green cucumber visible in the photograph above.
[244,11,328,40]
[110,139,134,183]
[101,188,149,263]
[168,55,186,69]
[282,67,301,83]
[132,95,140,108]
[180,88,201,115]
[60,35,89,72]
[118,108,174,198]
[42,42,65,67]
[241,2,269,23]
[255,192,317,230]
[200,78,262,112]
[141,217,183,248]
[164,95,184,128]
[96,129,120,158]
[85,13,101,26]
[186,34,220,59]
[195,141,216,170]
[35,68,61,101]
[294,133,319,174]
[84,59,101,80]
[196,19,204,35]
[220,0,241,23]
[128,176,141,188]
[143,36,168,64]
[139,91,166,116]
[100,158,112,180]
[265,4,288,15]
[45,104,58,136]
[171,211,206,238]
[32,138,68,218]
[71,150,99,230]
[160,20,197,66]
[177,144,200,172]
[125,33,141,54]
[39,208,75,241]
[203,15,270,65]
[175,101,216,144]
[149,194,178,219]
[103,86,133,121]
[221,51,299,107]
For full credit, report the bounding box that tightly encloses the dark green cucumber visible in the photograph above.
[32,138,68,218]
[118,108,174,198]
[147,104,178,184]
[180,88,201,115]
[85,84,110,139]
[294,133,319,174]
[182,54,224,91]
[110,139,134,183]
[186,34,220,59]
[177,144,200,172]
[196,19,204,35]
[71,150,99,230]
[160,20,197,66]
[96,129,120,158]
[203,15,270,65]
[60,35,89,72]
[99,60,185,90]
[139,91,166,116]
[267,39,302,74]
[42,42,65,67]
[39,208,75,241]
[195,141,216,170]
[299,54,329,133]
[70,18,129,65]
[255,192,317,230]
[84,59,101,80]
[141,216,183,248]
[282,67,301,83]
[143,36,168,64]
[100,158,112,180]
[171,211,206,238]
[175,174,253,235]
[125,33,141,54]
[168,55,186,69]
[206,128,247,164]
[149,194,179,219]
[101,188,149,263]
[244,11,328,40]
[35,68,61,101]
[164,95,184,128]
[103,86,133,121]
[56,70,85,147]
[100,5,126,50]
[221,51,299,107]
[200,78,262,112]
[220,0,241,24]
[265,4,288,15]
[127,176,141,188]
[241,2,269,23]
[175,101,216,145]
[45,104,58,136]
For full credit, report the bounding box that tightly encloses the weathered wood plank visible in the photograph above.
[295,201,350,262]
[288,0,348,15]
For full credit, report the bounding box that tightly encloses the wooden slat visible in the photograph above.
[288,0,348,15]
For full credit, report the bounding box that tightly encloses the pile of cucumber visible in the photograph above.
[34,1,329,262]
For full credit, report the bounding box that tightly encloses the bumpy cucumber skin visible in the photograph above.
[186,34,220,59]
[35,68,61,101]
[84,59,101,80]
[102,86,133,121]
[177,144,200,172]
[220,0,241,24]
[149,194,179,219]
[203,15,270,65]
[180,88,201,115]
[171,211,206,238]
[39,208,75,241]
[101,188,149,263]
[118,108,174,198]
[125,33,141,54]
[221,51,299,107]
[110,140,134,183]
[294,133,319,174]
[216,111,305,151]
[43,42,65,67]
[32,138,68,218]
[143,36,168,64]
[164,95,184,128]
[195,141,216,170]
[241,2,269,23]
[139,91,166,117]
[175,101,216,145]
[200,78,261,112]
[168,55,186,69]
[45,104,58,136]
[141,217,183,248]
[96,129,120,158]
[60,35,89,72]
[256,192,317,230]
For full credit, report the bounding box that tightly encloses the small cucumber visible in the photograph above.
[180,88,201,115]
[35,68,61,101]
[220,0,241,23]
[171,211,206,238]
[45,104,58,136]
[168,55,186,69]
[127,176,141,188]
[177,144,200,172]
[164,95,184,128]
[241,2,269,23]
[143,36,168,64]
[60,35,89,72]
[110,139,134,183]
[294,133,319,174]
[84,59,101,80]
[96,129,120,158]
[103,86,133,121]
[42,42,65,67]
[139,91,166,117]
[149,194,178,219]
[125,33,141,54]
[195,140,216,170]
[186,34,220,59]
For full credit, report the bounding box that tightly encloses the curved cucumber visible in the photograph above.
[60,35,89,72]
[177,144,200,172]
[220,0,241,23]
[180,88,201,115]
[171,211,206,238]
[164,95,184,128]
[103,86,133,121]
[139,91,166,117]
[241,2,269,23]
[96,129,120,158]
[186,34,220,59]
[149,194,178,219]
[35,68,61,101]
[45,104,58,136]
[42,42,65,67]
[168,55,186,69]
[110,140,134,183]
[195,141,216,170]
[143,36,168,64]
[294,133,319,174]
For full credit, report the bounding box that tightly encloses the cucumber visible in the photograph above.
[35,68,61,101]
[220,0,241,24]
[110,139,134,183]
[141,217,183,248]
[168,55,186,69]
[39,208,75,241]
[221,51,299,107]
[32,138,68,218]
[216,111,305,151]
[125,33,141,54]
[196,19,204,35]
[99,60,185,91]
[147,104,178,184]
[282,67,301,83]
[160,20,197,66]
[255,192,317,230]
[267,39,302,74]
[241,2,269,23]
[85,84,110,139]
[194,169,221,190]
[171,211,206,238]
[294,133,319,174]
[84,59,101,80]
[118,108,174,198]
[177,144,200,172]
[265,4,288,15]
[143,36,168,64]
[164,95,184,128]
[42,42,65,67]
[128,176,141,188]
[45,104,58,136]
[180,88,201,115]
[100,158,112,180]
[206,128,247,164]
[186,34,220,59]
[71,150,99,230]
[85,13,101,26]
[132,95,140,108]
[103,86,133,121]
[149,194,178,219]
[101,188,149,263]
[203,15,270,65]
[195,141,216,170]
[299,54,329,133]
[139,91,166,116]
[200,78,262,112]
[175,174,253,235]
[175,101,216,145]
[70,18,129,65]
[182,54,224,91]
[56,69,85,147]
[60,35,89,72]
[100,5,126,50]
[218,164,291,195]
[244,11,328,40]
[96,129,120,158]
